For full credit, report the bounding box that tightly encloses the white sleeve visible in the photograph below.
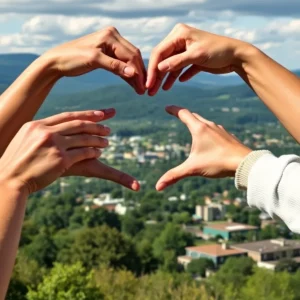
[236,152,300,234]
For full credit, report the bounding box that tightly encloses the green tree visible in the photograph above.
[209,256,255,299]
[84,208,121,230]
[241,268,294,300]
[260,224,280,239]
[122,213,144,237]
[172,212,192,225]
[275,258,299,273]
[27,263,102,300]
[136,239,158,274]
[187,258,215,277]
[248,213,260,227]
[66,225,138,272]
[6,278,28,300]
[23,231,57,268]
[153,223,194,259]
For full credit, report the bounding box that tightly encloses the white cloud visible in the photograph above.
[0,1,300,69]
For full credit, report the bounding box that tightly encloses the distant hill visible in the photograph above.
[37,84,276,127]
[0,54,246,95]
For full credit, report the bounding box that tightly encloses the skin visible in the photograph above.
[0,110,114,298]
[156,106,251,191]
[0,26,146,191]
[147,23,300,144]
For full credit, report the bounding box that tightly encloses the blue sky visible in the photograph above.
[1,0,300,69]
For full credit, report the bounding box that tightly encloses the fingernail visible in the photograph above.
[94,111,104,116]
[103,139,109,146]
[124,66,135,77]
[132,181,140,191]
[158,61,170,72]
[103,108,115,114]
[157,182,167,191]
[103,125,111,133]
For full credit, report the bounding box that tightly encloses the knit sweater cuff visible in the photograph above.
[235,150,272,190]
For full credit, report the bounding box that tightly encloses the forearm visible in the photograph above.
[0,56,59,155]
[0,181,28,299]
[235,44,300,143]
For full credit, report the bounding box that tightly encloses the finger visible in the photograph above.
[181,66,233,79]
[165,105,198,131]
[41,108,116,126]
[64,134,109,150]
[120,76,137,92]
[97,163,140,191]
[63,159,140,191]
[179,65,202,82]
[67,147,102,166]
[99,52,135,78]
[192,113,216,127]
[134,55,147,94]
[54,121,111,136]
[158,51,193,73]
[156,161,189,191]
[111,35,146,94]
[148,71,168,96]
[162,68,184,91]
[117,35,146,94]
[146,38,175,90]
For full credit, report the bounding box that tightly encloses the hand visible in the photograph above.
[156,106,252,191]
[64,160,140,191]
[0,109,116,195]
[147,23,249,95]
[59,109,140,191]
[43,27,146,95]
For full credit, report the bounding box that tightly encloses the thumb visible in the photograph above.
[158,51,193,73]
[156,161,190,191]
[99,53,135,78]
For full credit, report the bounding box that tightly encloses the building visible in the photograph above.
[115,203,127,215]
[202,222,259,241]
[195,204,226,222]
[232,239,300,270]
[178,243,247,268]
[182,225,202,238]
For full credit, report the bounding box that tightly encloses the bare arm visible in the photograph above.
[0,58,58,155]
[0,182,27,299]
[147,24,300,143]
[236,45,300,143]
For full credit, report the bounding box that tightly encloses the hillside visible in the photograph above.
[38,84,276,129]
[0,54,243,95]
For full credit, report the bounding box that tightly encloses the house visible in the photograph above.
[195,204,226,222]
[232,239,300,270]
[178,243,247,268]
[202,222,259,241]
[115,203,127,215]
[259,212,277,229]
[182,225,202,238]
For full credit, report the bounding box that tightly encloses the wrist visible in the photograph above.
[227,147,253,176]
[0,176,30,199]
[34,53,63,81]
[232,41,261,71]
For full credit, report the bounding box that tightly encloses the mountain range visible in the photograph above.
[0,53,293,129]
[0,53,246,94]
